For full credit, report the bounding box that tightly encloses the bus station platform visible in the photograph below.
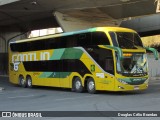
[0,87,4,91]
[0,75,7,91]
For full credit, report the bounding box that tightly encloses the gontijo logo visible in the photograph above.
[11,52,50,72]
[12,52,50,62]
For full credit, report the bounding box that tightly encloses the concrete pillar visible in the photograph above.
[0,25,29,75]
[0,28,28,51]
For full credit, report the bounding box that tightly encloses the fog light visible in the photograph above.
[118,86,124,89]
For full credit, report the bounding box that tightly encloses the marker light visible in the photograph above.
[123,53,132,57]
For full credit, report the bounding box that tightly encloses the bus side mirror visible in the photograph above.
[145,47,159,60]
[105,45,124,60]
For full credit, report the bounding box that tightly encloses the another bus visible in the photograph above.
[9,27,159,93]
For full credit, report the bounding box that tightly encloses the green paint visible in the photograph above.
[61,48,83,59]
[145,47,159,60]
[49,72,59,78]
[39,72,71,78]
[120,78,147,84]
[60,72,71,78]
[50,49,65,60]
[88,28,97,32]
[50,48,83,60]
[39,72,53,78]
[104,45,124,60]
[49,72,71,78]
[39,48,83,79]
[61,28,97,37]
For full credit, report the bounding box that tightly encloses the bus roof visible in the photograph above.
[10,27,137,44]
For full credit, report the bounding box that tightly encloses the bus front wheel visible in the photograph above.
[87,78,96,94]
[26,76,32,88]
[73,77,84,93]
[19,75,26,88]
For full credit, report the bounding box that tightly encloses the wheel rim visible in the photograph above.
[19,76,26,87]
[88,81,94,90]
[21,78,25,85]
[75,80,81,90]
[19,77,24,85]
[27,78,32,87]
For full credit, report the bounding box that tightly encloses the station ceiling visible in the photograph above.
[0,0,158,31]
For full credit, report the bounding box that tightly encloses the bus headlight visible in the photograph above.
[117,79,128,85]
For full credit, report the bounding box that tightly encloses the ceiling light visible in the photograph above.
[30,1,37,5]
[120,0,130,2]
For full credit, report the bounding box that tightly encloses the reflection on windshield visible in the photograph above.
[117,53,148,77]
[109,32,143,49]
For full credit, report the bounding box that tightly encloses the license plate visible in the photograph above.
[134,86,139,90]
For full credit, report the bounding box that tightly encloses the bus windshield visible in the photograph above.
[109,32,143,49]
[116,53,148,77]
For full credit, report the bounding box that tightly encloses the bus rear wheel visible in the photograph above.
[73,77,84,93]
[26,76,32,88]
[87,78,96,94]
[19,75,26,88]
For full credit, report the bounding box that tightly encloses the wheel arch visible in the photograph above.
[19,74,24,78]
[26,74,31,79]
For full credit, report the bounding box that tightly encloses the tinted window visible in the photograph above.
[92,32,110,45]
[77,33,91,46]
[85,46,114,74]
[109,32,143,49]
[117,32,135,49]
[10,32,110,52]
[109,32,118,47]
[134,34,143,47]
[23,59,91,77]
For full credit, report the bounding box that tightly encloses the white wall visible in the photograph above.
[148,53,160,78]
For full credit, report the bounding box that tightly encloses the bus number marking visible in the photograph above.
[13,62,20,71]
[91,65,95,72]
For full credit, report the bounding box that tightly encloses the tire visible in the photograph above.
[26,76,32,88]
[19,75,26,88]
[87,78,96,94]
[73,77,84,93]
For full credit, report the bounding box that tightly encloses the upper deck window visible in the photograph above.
[109,32,143,49]
[10,32,110,52]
